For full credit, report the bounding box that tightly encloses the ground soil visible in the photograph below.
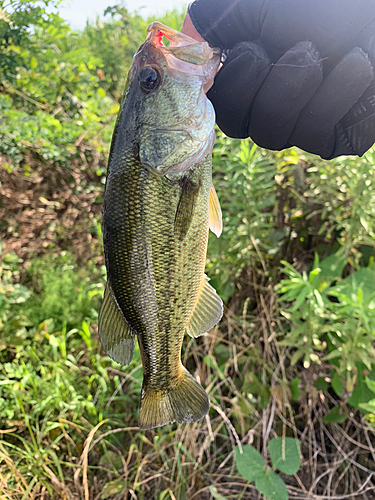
[0,156,105,267]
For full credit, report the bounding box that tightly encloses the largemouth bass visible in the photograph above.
[99,23,222,430]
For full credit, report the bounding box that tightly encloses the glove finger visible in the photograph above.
[329,82,375,158]
[329,36,375,158]
[290,47,374,158]
[207,41,271,139]
[248,41,323,150]
[188,0,264,50]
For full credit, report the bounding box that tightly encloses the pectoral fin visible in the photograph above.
[186,275,223,338]
[209,183,222,237]
[98,284,135,366]
[174,177,200,241]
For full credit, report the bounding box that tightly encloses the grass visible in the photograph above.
[3,4,375,498]
[1,137,375,499]
[16,252,103,330]
[1,270,375,499]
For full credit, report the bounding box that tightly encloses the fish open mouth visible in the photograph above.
[146,22,221,68]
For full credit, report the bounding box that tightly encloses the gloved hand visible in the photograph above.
[185,0,375,159]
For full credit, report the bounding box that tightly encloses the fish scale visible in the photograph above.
[98,22,223,429]
[104,150,210,380]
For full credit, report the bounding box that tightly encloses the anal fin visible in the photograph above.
[98,284,135,366]
[186,274,223,338]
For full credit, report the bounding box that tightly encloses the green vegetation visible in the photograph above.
[1,1,375,499]
[235,438,301,500]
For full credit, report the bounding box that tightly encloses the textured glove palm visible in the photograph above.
[188,0,375,159]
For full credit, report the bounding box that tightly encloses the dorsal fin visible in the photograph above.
[186,275,223,338]
[98,284,135,366]
[209,183,222,237]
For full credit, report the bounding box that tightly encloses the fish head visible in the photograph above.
[128,22,221,175]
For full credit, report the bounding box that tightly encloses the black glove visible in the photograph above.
[188,0,375,159]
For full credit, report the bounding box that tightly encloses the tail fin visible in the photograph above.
[138,367,209,430]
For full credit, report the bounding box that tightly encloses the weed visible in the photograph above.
[13,252,103,330]
[1,3,375,498]
[235,437,301,500]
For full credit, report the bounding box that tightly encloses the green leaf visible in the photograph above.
[290,378,301,401]
[290,350,304,367]
[245,373,270,408]
[209,486,228,500]
[365,377,375,394]
[349,374,375,409]
[2,252,21,265]
[101,480,127,499]
[322,406,347,423]
[8,284,30,304]
[313,253,347,288]
[313,289,324,307]
[99,451,123,469]
[335,268,375,303]
[81,320,90,338]
[290,289,308,311]
[309,267,321,283]
[109,103,120,114]
[30,56,38,69]
[314,377,328,392]
[255,471,288,500]
[359,398,375,413]
[268,437,301,475]
[158,490,171,500]
[235,445,265,482]
[331,372,344,395]
[360,215,371,233]
[203,355,215,369]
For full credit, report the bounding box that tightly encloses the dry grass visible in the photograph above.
[1,156,375,500]
[1,283,375,500]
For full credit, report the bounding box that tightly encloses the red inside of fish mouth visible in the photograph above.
[155,31,172,47]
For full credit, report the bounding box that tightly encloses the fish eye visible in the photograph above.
[139,66,161,92]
